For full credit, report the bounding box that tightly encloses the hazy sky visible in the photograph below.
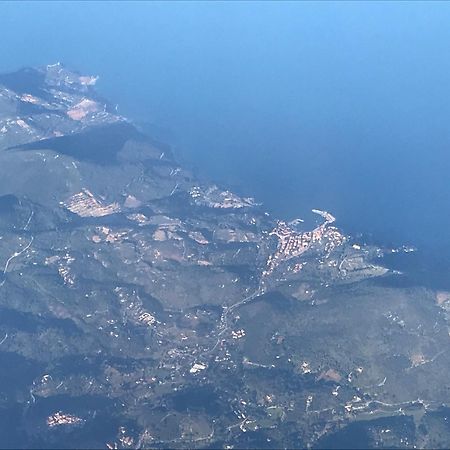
[1,1,450,250]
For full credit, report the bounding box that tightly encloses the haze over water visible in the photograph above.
[2,1,450,259]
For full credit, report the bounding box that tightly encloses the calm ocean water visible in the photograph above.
[1,1,449,259]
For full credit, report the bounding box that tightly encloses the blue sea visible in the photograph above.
[1,1,449,269]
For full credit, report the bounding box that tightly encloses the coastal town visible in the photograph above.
[263,209,346,277]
